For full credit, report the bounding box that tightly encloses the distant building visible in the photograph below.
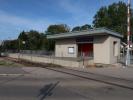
[47,28,123,65]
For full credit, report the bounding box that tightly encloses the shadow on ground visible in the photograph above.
[38,81,60,100]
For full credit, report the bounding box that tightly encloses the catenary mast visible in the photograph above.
[126,0,131,66]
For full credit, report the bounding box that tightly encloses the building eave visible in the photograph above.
[47,28,123,39]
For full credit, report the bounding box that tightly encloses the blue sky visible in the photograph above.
[0,0,129,40]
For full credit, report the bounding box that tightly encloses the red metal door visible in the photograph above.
[79,43,93,57]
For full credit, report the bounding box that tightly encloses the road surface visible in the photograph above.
[0,65,133,100]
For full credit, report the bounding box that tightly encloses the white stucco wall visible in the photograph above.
[55,38,78,57]
[94,35,120,64]
[109,36,120,64]
[94,35,110,64]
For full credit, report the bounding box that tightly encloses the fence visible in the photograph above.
[6,50,54,56]
[8,53,94,68]
[118,53,133,65]
[20,50,54,56]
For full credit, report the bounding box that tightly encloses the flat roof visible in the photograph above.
[47,28,123,39]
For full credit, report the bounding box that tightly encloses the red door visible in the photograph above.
[78,43,93,57]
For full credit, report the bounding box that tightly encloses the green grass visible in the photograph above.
[0,59,23,67]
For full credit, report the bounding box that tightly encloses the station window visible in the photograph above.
[68,47,74,54]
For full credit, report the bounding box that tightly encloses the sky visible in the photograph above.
[0,0,130,40]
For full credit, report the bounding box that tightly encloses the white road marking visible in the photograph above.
[0,74,24,76]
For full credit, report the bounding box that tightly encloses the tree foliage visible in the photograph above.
[81,24,92,30]
[2,24,71,51]
[46,24,70,34]
[0,40,18,52]
[72,24,92,31]
[45,24,70,51]
[17,30,46,50]
[72,26,81,31]
[93,1,133,41]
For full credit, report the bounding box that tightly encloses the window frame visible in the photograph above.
[68,47,75,54]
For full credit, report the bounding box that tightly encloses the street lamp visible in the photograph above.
[18,39,25,60]
[22,41,26,45]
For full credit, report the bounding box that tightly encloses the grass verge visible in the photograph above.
[0,58,24,67]
[5,58,62,68]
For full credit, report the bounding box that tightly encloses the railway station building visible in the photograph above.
[47,28,123,65]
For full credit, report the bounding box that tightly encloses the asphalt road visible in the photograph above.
[0,66,133,100]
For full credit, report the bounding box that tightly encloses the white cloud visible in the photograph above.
[0,10,32,25]
[59,0,84,15]
[0,10,53,32]
[0,10,57,40]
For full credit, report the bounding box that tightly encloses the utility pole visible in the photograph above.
[18,38,21,60]
[126,0,131,66]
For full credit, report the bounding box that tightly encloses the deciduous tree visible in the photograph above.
[93,1,133,41]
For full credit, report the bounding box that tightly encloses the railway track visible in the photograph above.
[61,67,133,83]
[44,67,133,90]
[6,57,133,91]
